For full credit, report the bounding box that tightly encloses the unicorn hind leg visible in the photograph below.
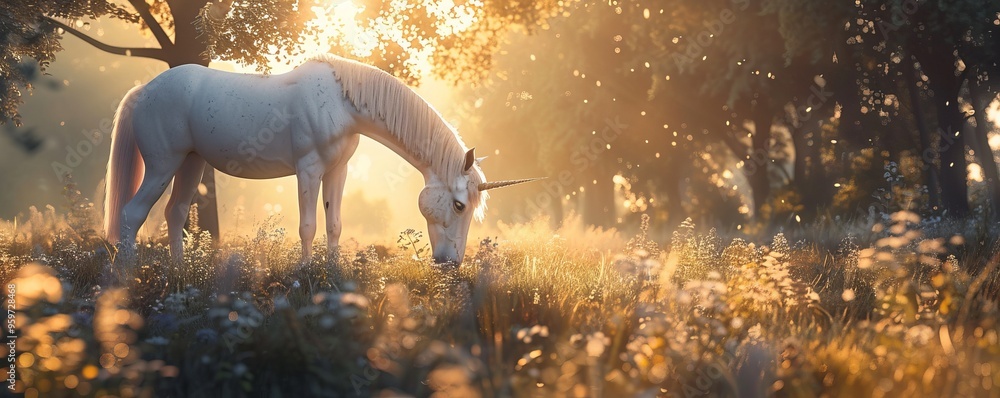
[296,154,325,265]
[119,154,186,254]
[165,153,207,262]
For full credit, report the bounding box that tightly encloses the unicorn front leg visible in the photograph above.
[296,157,324,265]
[164,154,207,262]
[322,164,349,260]
[321,134,358,262]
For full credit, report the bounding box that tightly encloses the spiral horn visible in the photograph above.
[477,177,545,191]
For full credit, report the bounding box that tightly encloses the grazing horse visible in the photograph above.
[104,54,537,265]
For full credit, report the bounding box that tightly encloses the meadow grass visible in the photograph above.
[2,201,1000,397]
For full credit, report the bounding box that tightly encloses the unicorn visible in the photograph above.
[104,54,538,265]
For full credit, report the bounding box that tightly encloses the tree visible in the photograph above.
[1,0,563,238]
[466,0,1000,230]
[2,0,321,238]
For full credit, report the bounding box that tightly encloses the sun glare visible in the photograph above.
[989,99,1000,151]
[219,1,365,74]
[220,0,482,78]
[208,0,491,239]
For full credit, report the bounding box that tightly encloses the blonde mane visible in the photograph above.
[308,54,488,220]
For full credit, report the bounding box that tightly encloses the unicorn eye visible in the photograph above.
[453,200,466,212]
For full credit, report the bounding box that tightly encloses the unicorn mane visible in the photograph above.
[308,54,488,220]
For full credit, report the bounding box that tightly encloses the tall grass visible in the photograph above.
[2,198,999,397]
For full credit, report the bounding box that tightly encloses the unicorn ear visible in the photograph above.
[464,148,476,173]
[475,156,488,165]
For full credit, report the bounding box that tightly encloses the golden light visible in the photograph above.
[969,163,984,182]
[9,264,62,308]
[18,353,34,367]
[221,1,364,74]
[64,375,79,389]
[220,0,485,76]
[207,0,497,239]
[82,365,99,379]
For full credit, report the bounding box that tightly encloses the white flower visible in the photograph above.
[586,332,609,357]
[340,293,370,308]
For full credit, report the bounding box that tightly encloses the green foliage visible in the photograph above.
[1,0,564,124]
[195,0,319,70]
[396,228,428,260]
[0,0,136,123]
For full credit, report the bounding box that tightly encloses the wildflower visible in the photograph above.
[340,292,370,308]
[148,313,178,334]
[146,336,170,345]
[586,332,610,357]
[71,311,94,327]
[195,328,219,345]
[529,325,549,338]
[905,325,935,346]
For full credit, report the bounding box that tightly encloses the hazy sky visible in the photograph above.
[2,17,496,245]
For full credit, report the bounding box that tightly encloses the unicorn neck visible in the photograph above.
[353,118,435,182]
[316,54,470,184]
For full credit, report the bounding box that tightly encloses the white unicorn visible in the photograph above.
[104,54,537,265]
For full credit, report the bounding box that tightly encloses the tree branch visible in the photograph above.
[128,0,174,49]
[46,18,167,63]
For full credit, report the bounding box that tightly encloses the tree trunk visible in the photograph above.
[970,81,1000,219]
[905,58,942,210]
[58,0,222,240]
[171,0,220,240]
[828,40,871,154]
[791,118,827,221]
[789,123,814,220]
[749,108,772,219]
[791,124,808,191]
[914,42,969,218]
[934,96,970,218]
[809,117,832,210]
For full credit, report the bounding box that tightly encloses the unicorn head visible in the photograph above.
[418,148,541,265]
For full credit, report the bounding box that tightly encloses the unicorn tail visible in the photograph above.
[104,85,146,243]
